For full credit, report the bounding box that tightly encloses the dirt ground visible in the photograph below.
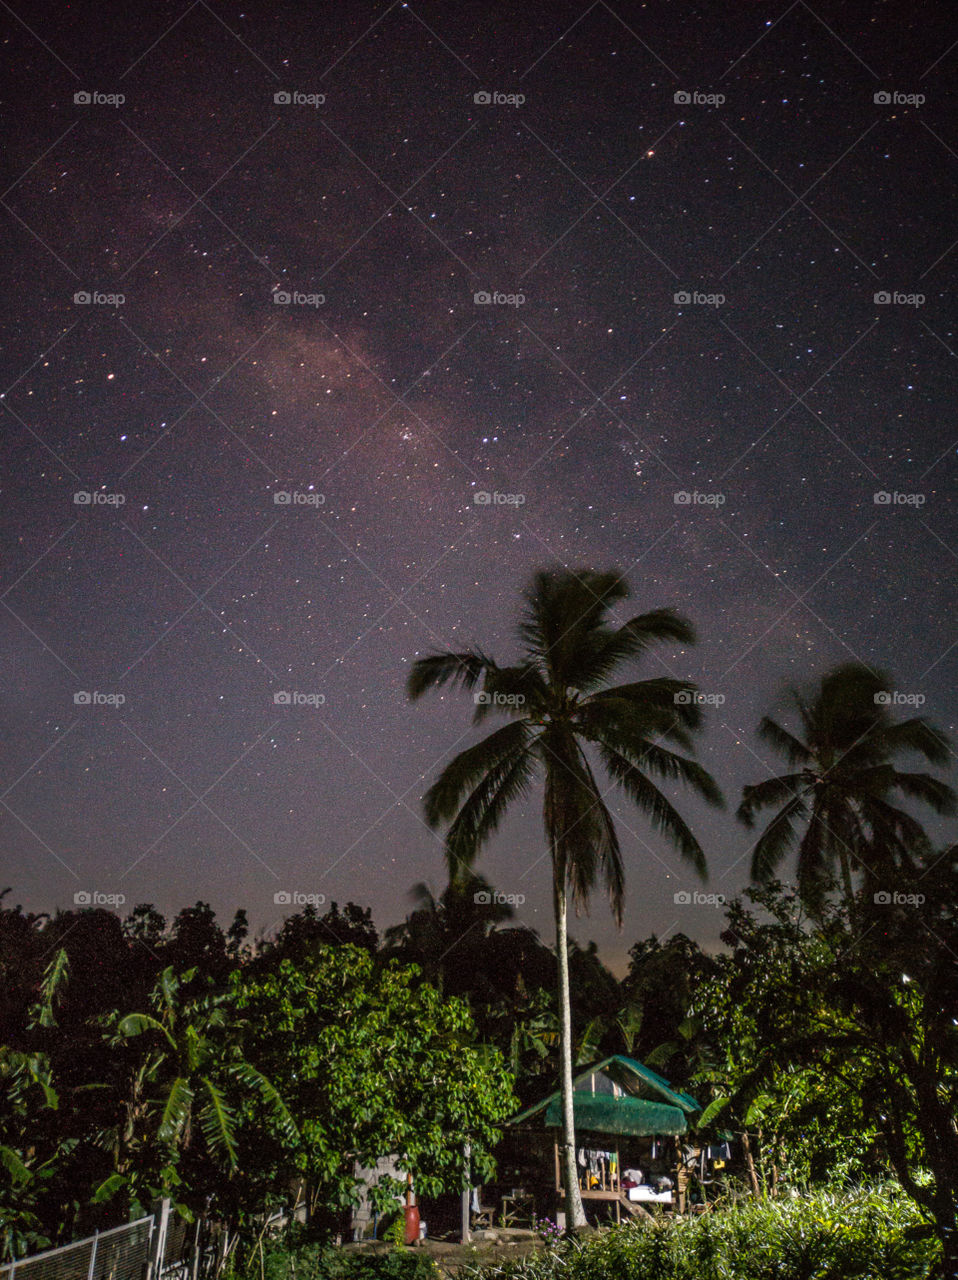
[344,1228,547,1275]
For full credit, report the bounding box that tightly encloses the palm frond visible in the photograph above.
[406,650,492,701]
[881,717,953,767]
[443,744,537,877]
[227,1061,299,1145]
[158,1076,194,1146]
[197,1077,237,1167]
[423,721,532,827]
[737,773,807,828]
[572,609,697,691]
[593,729,724,808]
[115,1012,177,1051]
[756,716,813,765]
[748,791,808,881]
[599,745,708,879]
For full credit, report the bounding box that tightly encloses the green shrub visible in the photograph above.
[461,1186,939,1280]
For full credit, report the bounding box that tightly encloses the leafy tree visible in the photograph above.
[232,946,516,1235]
[738,663,954,916]
[691,873,958,1274]
[407,567,722,1225]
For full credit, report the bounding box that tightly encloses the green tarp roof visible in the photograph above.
[511,1054,701,1138]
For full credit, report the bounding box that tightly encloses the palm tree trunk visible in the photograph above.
[554,874,586,1229]
[837,845,858,925]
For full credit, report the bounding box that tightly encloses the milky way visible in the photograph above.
[1,0,956,969]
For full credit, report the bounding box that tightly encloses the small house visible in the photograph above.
[499,1055,701,1224]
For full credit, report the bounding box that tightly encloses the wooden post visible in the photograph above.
[676,1153,688,1215]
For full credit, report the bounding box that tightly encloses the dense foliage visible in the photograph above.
[463,1187,939,1280]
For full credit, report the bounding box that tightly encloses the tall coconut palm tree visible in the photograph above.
[738,662,955,915]
[407,567,723,1227]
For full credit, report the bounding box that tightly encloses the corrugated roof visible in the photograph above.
[511,1054,700,1129]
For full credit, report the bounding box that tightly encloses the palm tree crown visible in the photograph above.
[408,568,723,914]
[738,662,955,905]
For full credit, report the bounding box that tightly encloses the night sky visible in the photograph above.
[1,0,956,971]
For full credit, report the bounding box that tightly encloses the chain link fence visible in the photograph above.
[0,1218,156,1280]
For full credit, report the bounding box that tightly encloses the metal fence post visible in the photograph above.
[150,1199,171,1280]
[86,1231,99,1280]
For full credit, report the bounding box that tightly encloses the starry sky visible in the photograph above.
[1,0,956,971]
